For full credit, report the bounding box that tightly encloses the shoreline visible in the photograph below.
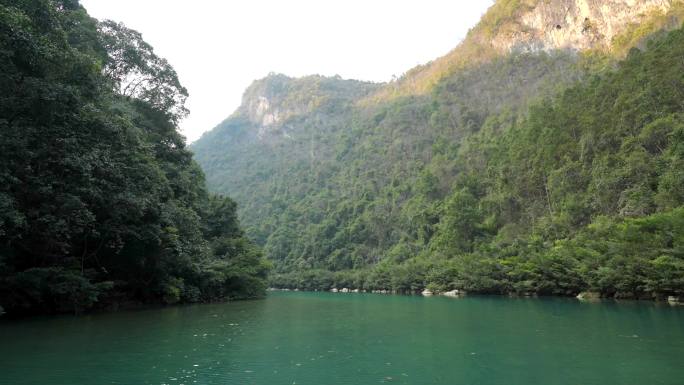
[267,287,684,305]
[0,294,267,320]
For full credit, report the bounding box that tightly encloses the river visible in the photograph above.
[1,291,683,385]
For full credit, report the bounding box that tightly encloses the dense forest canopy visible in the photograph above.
[0,0,269,315]
[194,3,684,299]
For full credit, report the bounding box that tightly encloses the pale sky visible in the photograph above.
[80,0,494,142]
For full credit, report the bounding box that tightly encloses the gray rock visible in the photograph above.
[441,289,465,297]
[577,291,601,301]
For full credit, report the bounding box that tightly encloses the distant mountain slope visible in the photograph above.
[192,75,380,231]
[193,51,583,265]
[192,0,684,298]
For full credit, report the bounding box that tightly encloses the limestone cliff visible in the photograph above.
[235,74,379,141]
[490,0,673,53]
[374,0,683,99]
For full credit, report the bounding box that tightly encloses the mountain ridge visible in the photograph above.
[192,0,684,298]
[196,0,684,128]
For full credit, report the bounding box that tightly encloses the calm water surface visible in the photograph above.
[1,291,683,385]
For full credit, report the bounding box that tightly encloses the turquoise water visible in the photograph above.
[1,292,683,385]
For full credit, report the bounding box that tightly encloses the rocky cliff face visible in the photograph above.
[372,0,682,99]
[235,74,380,141]
[239,74,296,141]
[492,0,673,53]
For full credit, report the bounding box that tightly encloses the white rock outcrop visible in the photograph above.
[491,0,673,54]
[442,290,465,297]
[576,291,602,301]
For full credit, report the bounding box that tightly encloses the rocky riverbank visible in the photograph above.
[268,288,683,305]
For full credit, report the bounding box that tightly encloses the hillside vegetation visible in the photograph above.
[193,0,684,299]
[0,0,269,315]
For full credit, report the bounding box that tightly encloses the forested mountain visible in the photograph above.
[194,0,684,299]
[0,0,269,316]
